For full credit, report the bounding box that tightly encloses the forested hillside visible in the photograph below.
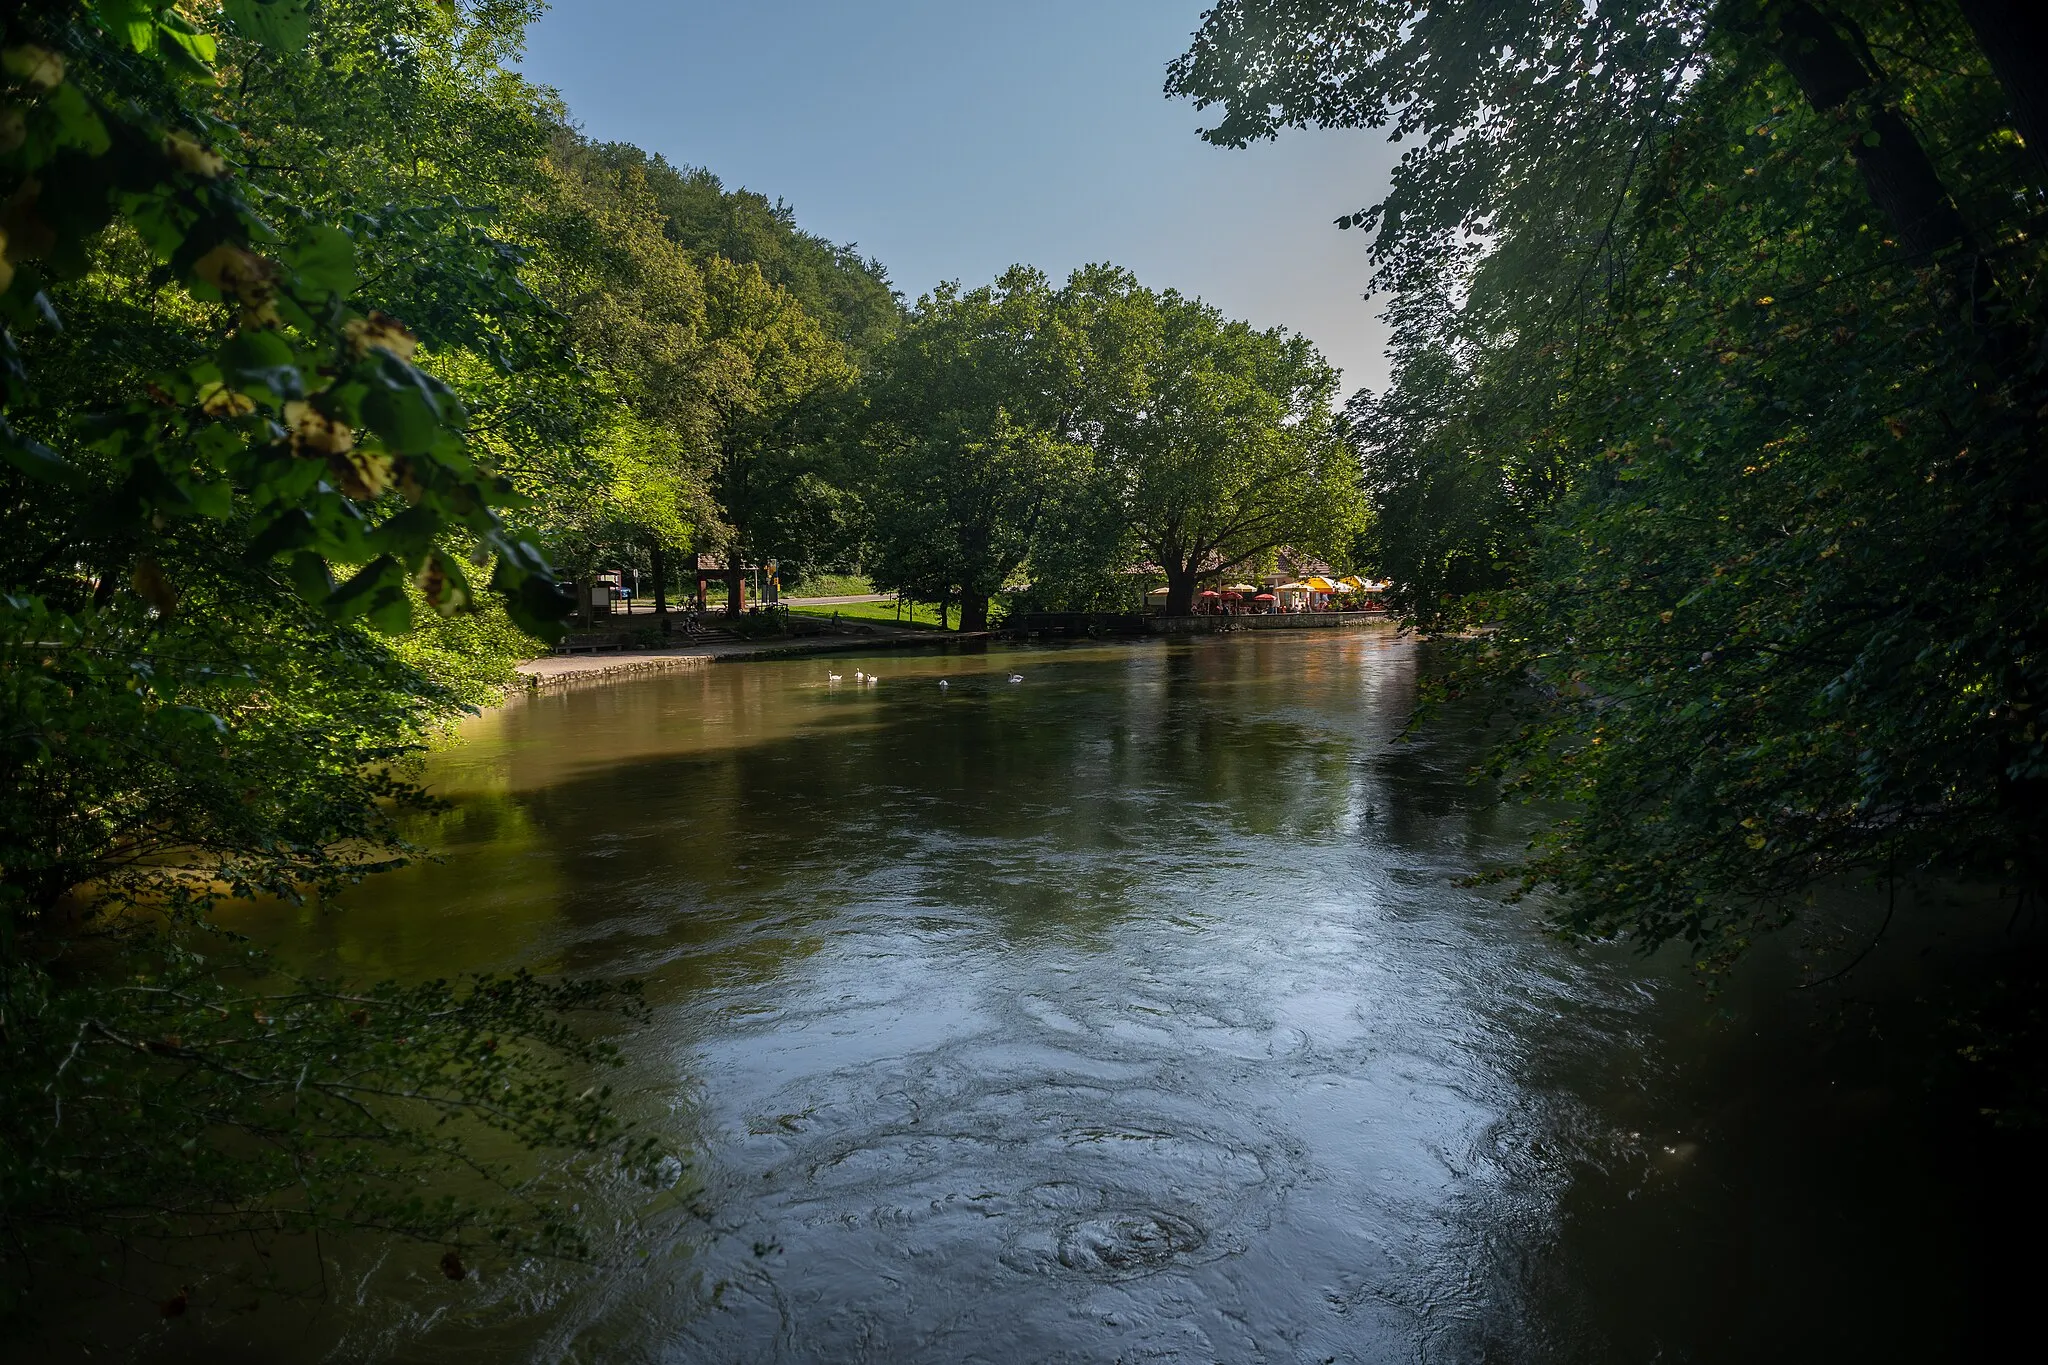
[575,140,900,358]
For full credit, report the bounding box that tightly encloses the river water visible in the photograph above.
[60,630,2016,1361]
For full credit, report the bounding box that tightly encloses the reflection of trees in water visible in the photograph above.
[366,635,1432,974]
[312,637,1591,1353]
[233,791,564,986]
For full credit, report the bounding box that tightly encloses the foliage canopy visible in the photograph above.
[861,262,1362,623]
[0,0,870,1309]
[1171,0,2048,969]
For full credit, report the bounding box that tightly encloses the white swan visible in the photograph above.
[1008,673,1023,683]
[854,670,865,680]
[827,672,842,684]
[938,679,949,689]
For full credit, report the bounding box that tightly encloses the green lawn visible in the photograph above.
[789,598,952,630]
[785,572,876,598]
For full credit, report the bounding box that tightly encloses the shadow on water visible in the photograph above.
[34,629,2038,1362]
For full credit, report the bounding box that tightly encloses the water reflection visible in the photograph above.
[58,630,2010,1362]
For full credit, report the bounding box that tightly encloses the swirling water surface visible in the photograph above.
[53,630,2008,1362]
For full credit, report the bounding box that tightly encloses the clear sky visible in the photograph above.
[518,0,1400,396]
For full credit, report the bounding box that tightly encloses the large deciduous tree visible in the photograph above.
[0,0,675,1306]
[1169,0,2048,966]
[1062,267,1360,616]
[861,268,1082,631]
[520,137,718,618]
[862,264,1361,623]
[699,256,854,615]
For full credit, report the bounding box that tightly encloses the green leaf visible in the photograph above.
[193,422,246,462]
[156,17,218,78]
[283,549,333,601]
[123,195,189,262]
[176,474,234,519]
[366,505,440,558]
[47,83,111,156]
[360,355,461,454]
[247,509,316,562]
[365,584,413,634]
[324,554,403,624]
[500,570,571,642]
[360,385,443,454]
[217,330,304,405]
[1,424,81,486]
[92,0,159,53]
[219,330,294,374]
[222,0,314,54]
[489,540,570,642]
[283,225,356,303]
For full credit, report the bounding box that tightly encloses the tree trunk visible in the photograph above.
[724,562,743,618]
[1765,2,1974,264]
[651,542,668,615]
[959,593,990,632]
[1164,562,1198,617]
[1956,0,2048,186]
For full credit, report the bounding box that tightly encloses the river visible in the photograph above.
[51,630,2017,1361]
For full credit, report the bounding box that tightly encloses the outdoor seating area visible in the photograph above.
[1144,572,1389,615]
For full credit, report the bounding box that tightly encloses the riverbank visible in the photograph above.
[515,629,994,689]
[518,610,1389,688]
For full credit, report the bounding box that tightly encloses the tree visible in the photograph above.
[860,264,1361,623]
[1169,1,2048,967]
[698,256,855,615]
[519,137,719,620]
[0,0,673,1307]
[1061,266,1361,616]
[862,268,1083,631]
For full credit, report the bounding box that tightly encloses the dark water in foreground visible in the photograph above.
[48,631,2022,1361]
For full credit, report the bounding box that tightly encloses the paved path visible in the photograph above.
[515,629,981,689]
[781,593,893,607]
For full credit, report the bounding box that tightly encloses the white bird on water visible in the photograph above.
[938,679,949,689]
[1008,673,1023,683]
[827,672,842,684]
[855,670,865,681]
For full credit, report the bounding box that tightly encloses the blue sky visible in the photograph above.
[519,1,1400,395]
